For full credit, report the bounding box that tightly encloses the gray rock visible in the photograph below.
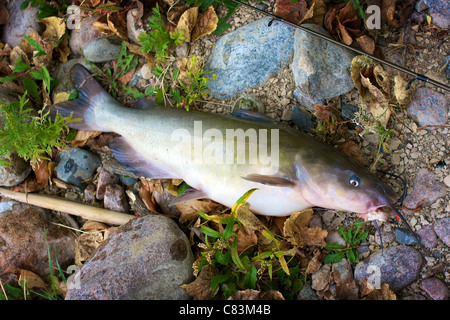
[419,278,449,300]
[423,0,450,29]
[82,37,122,63]
[0,202,75,285]
[433,217,450,247]
[403,168,447,209]
[96,168,119,200]
[103,184,129,213]
[205,17,295,98]
[55,147,101,188]
[341,103,360,121]
[291,105,315,133]
[375,229,395,245]
[407,88,448,130]
[332,259,353,284]
[395,228,420,245]
[293,88,325,112]
[416,225,438,248]
[3,0,40,48]
[354,246,423,292]
[292,24,355,100]
[297,284,318,300]
[0,153,32,187]
[65,214,194,299]
[311,264,331,291]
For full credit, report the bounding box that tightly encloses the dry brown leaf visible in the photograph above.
[117,68,135,85]
[167,4,188,25]
[75,230,104,267]
[71,130,102,147]
[364,283,397,300]
[382,0,399,27]
[355,35,375,55]
[393,74,413,105]
[176,199,219,222]
[10,46,30,68]
[228,289,261,300]
[236,203,265,231]
[373,64,392,95]
[180,264,218,299]
[107,12,128,40]
[305,248,322,274]
[164,181,179,196]
[360,74,391,128]
[52,177,73,189]
[81,220,108,231]
[176,6,198,43]
[284,209,328,247]
[55,34,71,63]
[19,30,42,58]
[19,269,47,289]
[40,16,66,42]
[275,0,308,25]
[350,55,373,100]
[191,5,219,42]
[300,0,327,26]
[218,223,258,253]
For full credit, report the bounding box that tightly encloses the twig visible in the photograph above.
[416,124,450,130]
[0,279,7,300]
[0,187,134,225]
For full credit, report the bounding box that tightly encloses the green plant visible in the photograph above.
[20,0,61,19]
[324,218,368,264]
[263,258,306,300]
[0,93,75,166]
[193,189,299,299]
[138,3,186,63]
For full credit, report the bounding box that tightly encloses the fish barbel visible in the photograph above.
[52,65,399,221]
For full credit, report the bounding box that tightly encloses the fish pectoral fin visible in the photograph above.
[169,189,209,206]
[241,174,296,187]
[110,137,179,179]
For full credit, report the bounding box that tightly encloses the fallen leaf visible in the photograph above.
[382,0,399,27]
[75,230,104,267]
[81,220,108,231]
[176,6,198,43]
[275,0,308,25]
[19,269,47,290]
[305,248,322,274]
[52,177,73,189]
[180,264,218,299]
[360,74,391,128]
[393,74,413,105]
[191,5,219,42]
[40,16,66,42]
[19,30,42,58]
[284,209,327,247]
[107,11,128,40]
[176,199,219,222]
[228,289,261,300]
[117,68,135,85]
[236,203,265,231]
[167,4,188,24]
[364,283,397,300]
[355,35,375,55]
[71,130,102,147]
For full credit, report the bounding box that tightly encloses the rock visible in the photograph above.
[119,175,138,188]
[55,147,101,188]
[403,168,447,209]
[82,37,122,63]
[419,278,449,300]
[69,15,103,55]
[281,106,292,121]
[354,246,422,292]
[153,188,182,217]
[433,217,450,247]
[205,17,295,98]
[293,89,325,112]
[341,103,359,121]
[332,259,353,284]
[0,202,75,285]
[326,230,346,246]
[417,225,438,248]
[375,229,395,245]
[292,24,355,100]
[84,184,97,204]
[291,105,315,133]
[443,175,450,188]
[308,214,323,229]
[297,284,318,300]
[0,153,32,187]
[445,56,450,78]
[335,279,359,300]
[126,8,145,44]
[395,228,420,245]
[3,0,40,48]
[311,264,331,291]
[103,184,129,213]
[423,0,450,29]
[407,88,448,130]
[96,169,119,200]
[65,214,194,299]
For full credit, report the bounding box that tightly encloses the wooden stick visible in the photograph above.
[0,187,134,226]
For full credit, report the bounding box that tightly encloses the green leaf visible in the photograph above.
[215,250,232,266]
[13,56,31,73]
[24,35,47,58]
[210,274,229,293]
[324,251,346,264]
[230,238,247,271]
[22,78,41,103]
[200,225,222,238]
[244,265,257,289]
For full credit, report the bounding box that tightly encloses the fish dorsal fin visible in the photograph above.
[169,189,209,206]
[242,174,296,187]
[109,137,179,179]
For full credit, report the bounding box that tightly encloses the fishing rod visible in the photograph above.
[226,0,450,93]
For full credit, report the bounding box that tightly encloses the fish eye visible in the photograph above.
[349,175,361,187]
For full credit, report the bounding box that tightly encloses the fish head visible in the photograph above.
[294,150,397,221]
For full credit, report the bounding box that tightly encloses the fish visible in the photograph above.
[51,64,409,226]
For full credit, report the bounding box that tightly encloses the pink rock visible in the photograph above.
[420,278,449,300]
[104,184,128,213]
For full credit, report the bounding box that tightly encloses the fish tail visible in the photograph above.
[50,64,113,132]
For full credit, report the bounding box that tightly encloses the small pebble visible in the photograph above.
[407,88,449,130]
[395,228,419,245]
[433,217,450,247]
[311,264,331,291]
[104,184,129,213]
[402,168,447,209]
[96,169,119,200]
[417,225,438,248]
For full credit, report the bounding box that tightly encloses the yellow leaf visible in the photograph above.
[393,74,413,105]
[40,16,66,42]
[19,269,47,290]
[191,5,219,42]
[426,14,431,25]
[236,202,265,231]
[176,6,199,43]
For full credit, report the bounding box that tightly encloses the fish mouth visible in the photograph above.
[357,207,388,222]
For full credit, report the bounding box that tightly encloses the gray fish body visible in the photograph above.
[53,65,397,218]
